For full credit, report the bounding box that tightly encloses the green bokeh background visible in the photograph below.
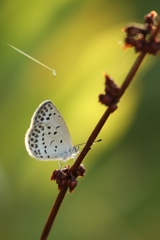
[1,1,160,239]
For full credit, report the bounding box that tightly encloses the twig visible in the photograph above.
[40,185,68,240]
[40,12,160,240]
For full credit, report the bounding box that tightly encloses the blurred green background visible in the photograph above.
[1,1,160,239]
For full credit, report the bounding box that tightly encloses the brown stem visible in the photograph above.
[40,14,160,240]
[40,185,68,240]
[70,106,112,174]
[119,51,146,98]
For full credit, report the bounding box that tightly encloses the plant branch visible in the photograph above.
[40,185,68,240]
[40,12,160,240]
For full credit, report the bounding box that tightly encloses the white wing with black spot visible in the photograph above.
[25,100,79,161]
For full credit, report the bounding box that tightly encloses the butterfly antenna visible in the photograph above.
[6,43,56,76]
[76,139,102,148]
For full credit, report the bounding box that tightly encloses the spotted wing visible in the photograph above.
[25,100,75,161]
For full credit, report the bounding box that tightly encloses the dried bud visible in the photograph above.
[144,11,157,25]
[123,11,160,55]
[99,74,120,108]
[68,179,78,193]
[50,169,61,180]
[76,164,86,177]
[58,179,67,190]
[99,94,112,106]
[51,164,84,192]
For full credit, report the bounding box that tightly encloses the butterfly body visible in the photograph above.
[25,100,79,161]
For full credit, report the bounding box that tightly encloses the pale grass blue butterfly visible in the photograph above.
[25,100,79,161]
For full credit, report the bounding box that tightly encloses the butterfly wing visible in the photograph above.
[25,100,78,161]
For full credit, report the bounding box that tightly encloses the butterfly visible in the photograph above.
[25,100,79,161]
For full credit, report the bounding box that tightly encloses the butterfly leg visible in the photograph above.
[58,161,62,169]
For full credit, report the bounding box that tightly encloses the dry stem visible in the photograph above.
[40,13,160,240]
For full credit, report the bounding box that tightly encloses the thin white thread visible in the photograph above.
[7,43,56,76]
